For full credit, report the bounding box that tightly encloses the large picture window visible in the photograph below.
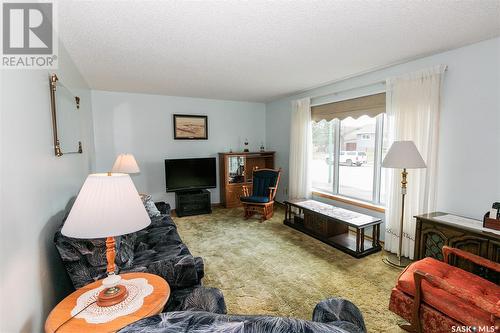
[311,93,387,205]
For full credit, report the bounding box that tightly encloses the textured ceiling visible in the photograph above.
[58,0,500,102]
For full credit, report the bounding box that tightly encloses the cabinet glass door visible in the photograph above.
[228,156,245,183]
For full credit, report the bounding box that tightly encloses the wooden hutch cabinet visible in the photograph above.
[218,152,275,208]
[414,212,499,283]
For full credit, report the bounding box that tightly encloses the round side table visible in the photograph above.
[45,272,170,333]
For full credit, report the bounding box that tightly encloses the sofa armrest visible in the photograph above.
[312,298,366,333]
[126,253,203,289]
[180,287,227,314]
[134,215,182,251]
[442,246,500,272]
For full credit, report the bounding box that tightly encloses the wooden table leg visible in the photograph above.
[378,224,381,246]
[372,225,376,247]
[356,229,360,253]
[360,228,365,252]
[374,224,380,247]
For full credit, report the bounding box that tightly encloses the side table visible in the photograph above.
[45,272,170,333]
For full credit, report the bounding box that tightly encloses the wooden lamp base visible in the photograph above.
[97,236,128,307]
[97,284,129,307]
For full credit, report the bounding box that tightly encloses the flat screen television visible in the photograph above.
[165,157,216,192]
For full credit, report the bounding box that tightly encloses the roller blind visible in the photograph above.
[311,92,386,121]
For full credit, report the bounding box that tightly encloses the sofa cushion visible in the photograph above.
[131,250,202,288]
[397,257,500,326]
[240,195,270,204]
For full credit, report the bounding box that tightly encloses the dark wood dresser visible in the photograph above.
[414,212,499,283]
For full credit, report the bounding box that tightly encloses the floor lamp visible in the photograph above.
[382,141,426,268]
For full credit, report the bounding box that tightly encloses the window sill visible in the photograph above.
[312,191,385,213]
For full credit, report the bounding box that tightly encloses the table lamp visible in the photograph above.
[382,140,426,268]
[112,153,140,174]
[62,173,151,306]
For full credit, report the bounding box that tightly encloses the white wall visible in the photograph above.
[266,37,500,220]
[91,91,266,207]
[0,45,95,332]
[1,34,497,333]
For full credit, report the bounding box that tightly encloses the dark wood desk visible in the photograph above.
[284,199,382,258]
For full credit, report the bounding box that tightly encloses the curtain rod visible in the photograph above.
[310,65,448,106]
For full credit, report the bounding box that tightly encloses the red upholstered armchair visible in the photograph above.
[389,246,500,333]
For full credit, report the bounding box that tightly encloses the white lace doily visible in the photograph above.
[71,277,153,324]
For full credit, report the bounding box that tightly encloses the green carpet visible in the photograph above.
[174,206,405,332]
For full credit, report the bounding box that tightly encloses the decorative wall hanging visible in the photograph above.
[49,73,83,156]
[173,114,208,140]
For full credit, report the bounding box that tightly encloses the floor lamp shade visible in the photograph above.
[62,173,150,239]
[112,154,140,174]
[382,141,426,169]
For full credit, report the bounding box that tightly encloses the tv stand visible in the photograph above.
[175,189,212,217]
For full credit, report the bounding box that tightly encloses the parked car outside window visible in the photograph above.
[326,151,367,166]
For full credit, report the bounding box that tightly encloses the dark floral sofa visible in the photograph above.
[54,196,222,311]
[119,297,367,333]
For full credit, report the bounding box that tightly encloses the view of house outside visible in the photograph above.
[312,115,387,202]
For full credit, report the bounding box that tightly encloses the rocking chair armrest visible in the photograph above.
[268,187,277,200]
[242,185,250,197]
[442,246,500,272]
[413,269,500,317]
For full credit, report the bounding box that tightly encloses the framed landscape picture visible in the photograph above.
[173,114,208,140]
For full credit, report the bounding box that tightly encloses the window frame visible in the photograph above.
[311,113,385,206]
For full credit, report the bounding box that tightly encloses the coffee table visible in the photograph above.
[284,199,382,258]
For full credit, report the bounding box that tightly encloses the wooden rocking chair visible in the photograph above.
[240,168,281,222]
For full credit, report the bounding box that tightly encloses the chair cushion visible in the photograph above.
[396,257,500,327]
[240,195,270,204]
[252,170,279,197]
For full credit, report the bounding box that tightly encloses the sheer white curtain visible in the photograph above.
[384,65,446,258]
[289,97,312,199]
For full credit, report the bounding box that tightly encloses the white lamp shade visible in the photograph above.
[62,173,151,238]
[382,141,426,169]
[112,154,140,174]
